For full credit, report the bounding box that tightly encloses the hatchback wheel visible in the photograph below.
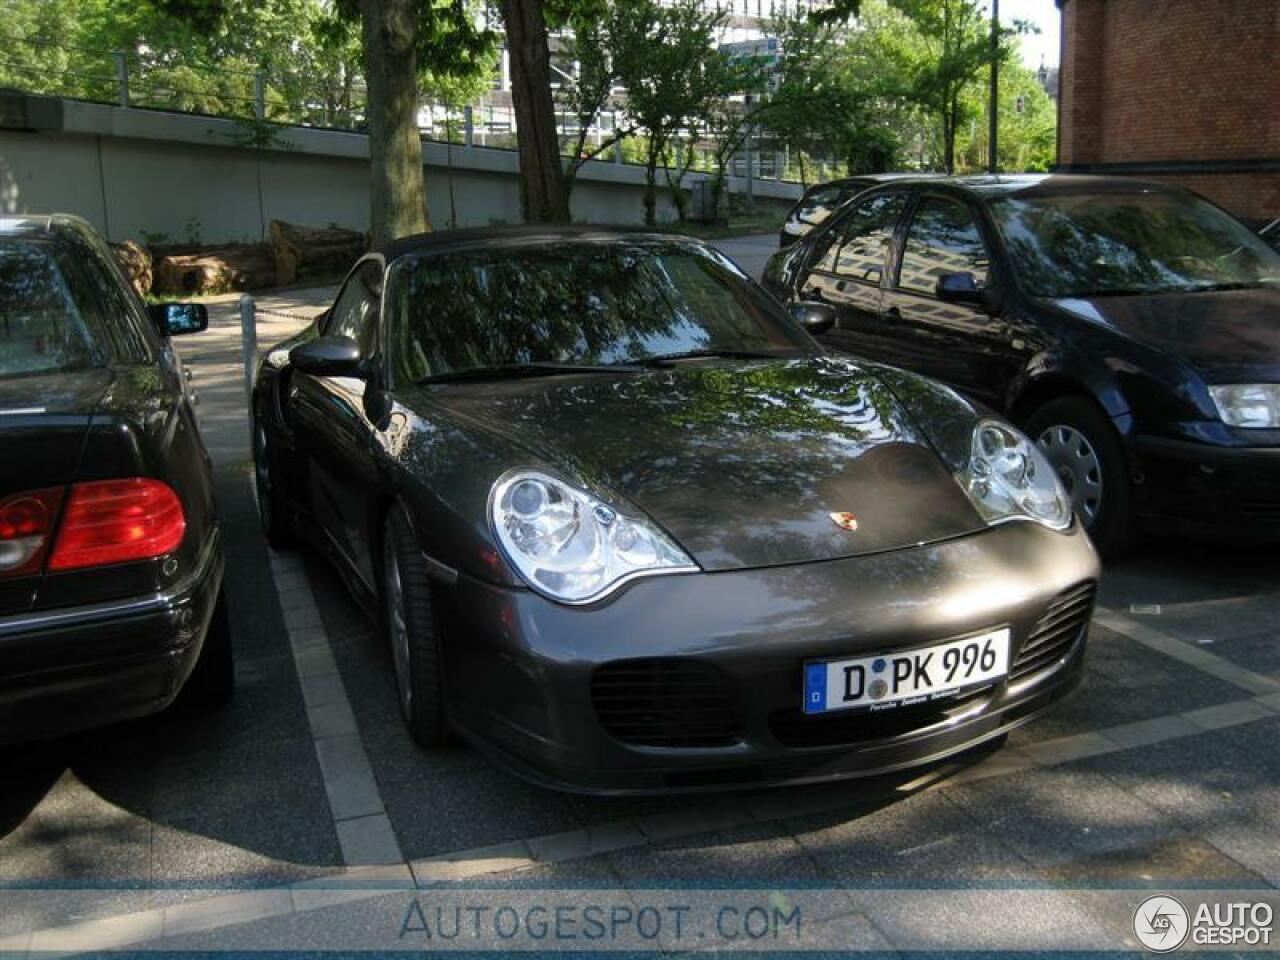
[1025,396,1136,558]
[382,505,451,748]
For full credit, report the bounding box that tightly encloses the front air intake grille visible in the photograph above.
[591,659,743,748]
[1011,581,1096,681]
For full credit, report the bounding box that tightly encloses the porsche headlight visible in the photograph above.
[957,419,1072,531]
[490,470,697,604]
[1209,384,1280,429]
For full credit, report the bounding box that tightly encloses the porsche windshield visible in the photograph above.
[387,241,811,381]
[990,191,1280,298]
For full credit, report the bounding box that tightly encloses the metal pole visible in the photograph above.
[988,0,999,173]
[239,295,258,414]
[114,53,129,108]
[254,72,266,122]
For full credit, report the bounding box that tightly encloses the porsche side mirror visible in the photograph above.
[149,302,209,336]
[935,272,986,306]
[791,301,836,335]
[290,335,362,377]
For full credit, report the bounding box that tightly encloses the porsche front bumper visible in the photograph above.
[439,520,1100,794]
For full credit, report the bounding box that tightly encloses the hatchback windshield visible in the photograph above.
[0,240,96,378]
[990,191,1280,298]
[388,241,810,380]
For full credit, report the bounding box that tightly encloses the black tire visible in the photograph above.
[253,417,292,549]
[382,505,451,748]
[1024,396,1138,558]
[182,588,235,707]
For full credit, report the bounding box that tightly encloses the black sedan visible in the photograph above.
[253,227,1098,794]
[0,215,231,743]
[780,174,942,247]
[764,175,1280,555]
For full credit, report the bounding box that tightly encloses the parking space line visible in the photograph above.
[1095,607,1280,696]
[264,538,404,868]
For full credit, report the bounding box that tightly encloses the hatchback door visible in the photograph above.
[882,194,1020,405]
[799,191,910,362]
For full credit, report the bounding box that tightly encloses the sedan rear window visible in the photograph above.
[991,191,1280,298]
[793,185,847,226]
[0,240,96,378]
[388,241,810,382]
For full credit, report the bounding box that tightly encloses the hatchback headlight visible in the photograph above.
[1209,384,1280,429]
[490,470,697,604]
[956,420,1072,531]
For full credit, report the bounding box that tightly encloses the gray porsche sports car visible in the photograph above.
[253,227,1099,794]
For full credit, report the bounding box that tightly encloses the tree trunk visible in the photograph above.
[643,139,663,227]
[500,0,571,223]
[361,0,430,245]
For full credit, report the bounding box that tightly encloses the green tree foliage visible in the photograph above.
[874,0,1024,173]
[611,0,742,226]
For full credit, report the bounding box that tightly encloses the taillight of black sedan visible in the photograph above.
[254,226,1099,795]
[0,215,230,744]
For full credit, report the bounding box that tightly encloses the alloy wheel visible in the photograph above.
[1036,424,1104,524]
[253,425,273,534]
[383,533,413,717]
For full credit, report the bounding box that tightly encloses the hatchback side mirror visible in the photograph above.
[290,335,362,377]
[149,302,209,336]
[790,301,836,335]
[935,272,988,307]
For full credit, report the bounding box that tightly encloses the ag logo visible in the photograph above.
[1133,895,1190,952]
[828,512,858,532]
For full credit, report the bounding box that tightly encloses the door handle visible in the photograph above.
[884,306,902,322]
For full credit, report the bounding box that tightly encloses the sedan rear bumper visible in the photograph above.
[439,521,1099,795]
[0,528,224,744]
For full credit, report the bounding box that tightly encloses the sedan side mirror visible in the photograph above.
[790,301,836,336]
[935,272,986,307]
[290,335,362,377]
[149,302,209,336]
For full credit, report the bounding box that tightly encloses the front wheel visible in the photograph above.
[382,505,451,748]
[253,418,292,549]
[1024,396,1137,558]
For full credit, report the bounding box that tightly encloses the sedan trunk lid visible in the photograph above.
[0,369,111,613]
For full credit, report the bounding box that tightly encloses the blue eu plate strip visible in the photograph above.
[803,662,827,714]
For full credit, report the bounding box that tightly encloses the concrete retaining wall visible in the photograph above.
[0,98,801,244]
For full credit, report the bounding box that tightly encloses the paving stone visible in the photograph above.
[944,762,1185,870]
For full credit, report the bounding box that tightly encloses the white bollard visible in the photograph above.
[239,294,257,407]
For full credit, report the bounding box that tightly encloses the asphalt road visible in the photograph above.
[3,235,1280,953]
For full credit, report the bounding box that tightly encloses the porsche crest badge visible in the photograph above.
[829,511,859,532]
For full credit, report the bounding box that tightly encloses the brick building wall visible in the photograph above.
[1057,0,1279,223]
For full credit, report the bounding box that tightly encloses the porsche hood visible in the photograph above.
[413,357,987,572]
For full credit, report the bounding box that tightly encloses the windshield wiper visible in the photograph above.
[418,362,639,384]
[636,348,789,368]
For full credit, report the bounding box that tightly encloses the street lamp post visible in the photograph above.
[988,0,999,173]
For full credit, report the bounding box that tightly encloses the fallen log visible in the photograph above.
[110,241,152,296]
[270,220,366,286]
[152,243,277,295]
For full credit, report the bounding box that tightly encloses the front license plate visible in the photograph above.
[802,628,1011,715]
